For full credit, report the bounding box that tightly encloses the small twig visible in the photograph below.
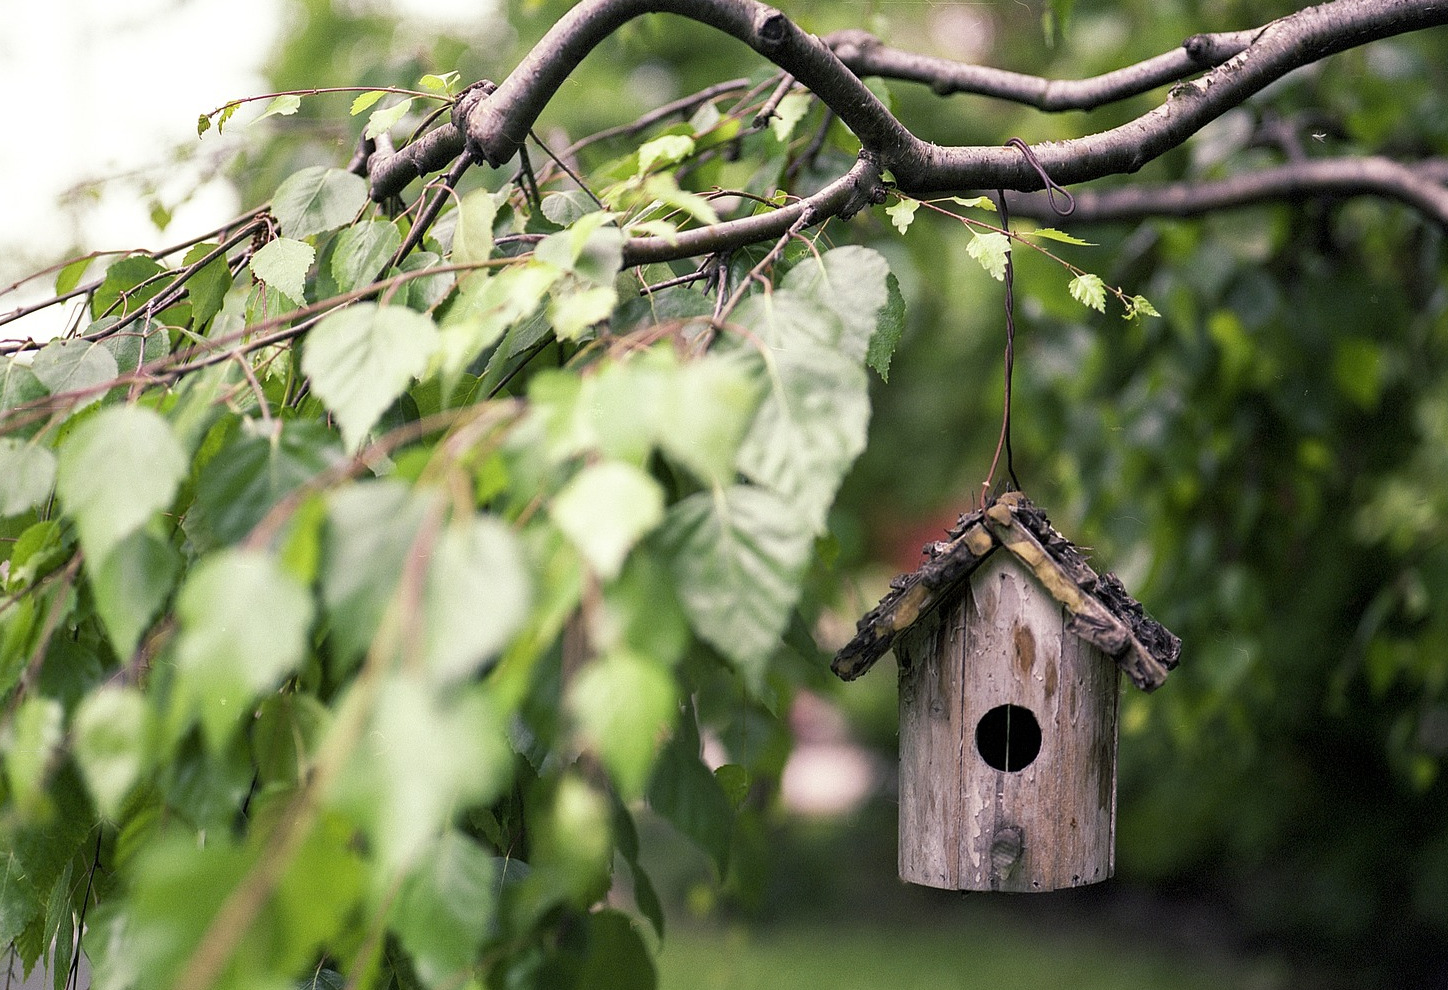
[391,150,475,268]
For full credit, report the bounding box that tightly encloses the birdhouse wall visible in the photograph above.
[896,552,1119,892]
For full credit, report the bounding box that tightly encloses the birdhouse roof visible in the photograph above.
[832,491,1181,691]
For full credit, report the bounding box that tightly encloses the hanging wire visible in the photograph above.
[980,139,1076,507]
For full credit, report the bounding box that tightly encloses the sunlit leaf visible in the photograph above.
[250,236,315,304]
[548,284,616,340]
[636,134,694,176]
[967,230,1011,281]
[423,515,531,683]
[0,440,55,517]
[331,218,401,293]
[90,528,179,659]
[768,91,811,142]
[364,98,414,140]
[1069,272,1107,312]
[1026,226,1095,246]
[885,198,918,234]
[568,650,676,799]
[272,166,369,240]
[350,90,388,115]
[253,93,302,124]
[780,244,892,362]
[552,462,664,580]
[659,485,813,678]
[450,188,498,267]
[173,548,314,748]
[31,338,117,408]
[56,405,186,566]
[301,302,440,451]
[72,687,151,819]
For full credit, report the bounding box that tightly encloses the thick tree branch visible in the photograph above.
[825,27,1258,112]
[364,0,1448,259]
[1005,157,1448,227]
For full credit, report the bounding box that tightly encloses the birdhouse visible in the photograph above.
[832,492,1180,893]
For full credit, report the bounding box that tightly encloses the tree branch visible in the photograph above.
[1004,157,1448,227]
[825,27,1258,112]
[363,0,1448,259]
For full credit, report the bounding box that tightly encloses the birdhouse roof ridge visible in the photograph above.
[831,491,1181,691]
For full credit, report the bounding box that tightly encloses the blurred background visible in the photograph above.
[7,0,1448,986]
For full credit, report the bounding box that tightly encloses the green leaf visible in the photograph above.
[1025,226,1095,246]
[658,352,764,486]
[30,338,118,407]
[714,764,750,809]
[552,462,664,581]
[331,218,401,293]
[438,262,558,387]
[321,480,427,663]
[189,419,339,551]
[0,359,47,418]
[423,515,532,683]
[173,548,314,748]
[4,697,63,813]
[867,272,906,381]
[534,212,623,286]
[90,528,179,659]
[56,405,186,566]
[450,188,498,267]
[364,98,414,140]
[647,730,734,874]
[337,677,513,872]
[967,230,1011,281]
[577,910,656,990]
[418,71,459,94]
[42,859,73,990]
[780,245,891,362]
[55,256,95,295]
[659,486,813,678]
[350,90,388,115]
[636,134,695,176]
[0,440,55,517]
[72,686,151,818]
[1127,293,1161,319]
[90,255,166,319]
[217,101,239,132]
[885,198,918,234]
[1069,272,1108,312]
[392,830,497,985]
[272,166,369,240]
[768,91,811,142]
[548,285,616,341]
[541,190,598,228]
[301,302,440,451]
[250,236,314,304]
[736,347,870,534]
[253,93,302,124]
[950,195,997,212]
[568,650,676,800]
[100,317,170,375]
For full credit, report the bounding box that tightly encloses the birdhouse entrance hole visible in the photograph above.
[975,704,1041,772]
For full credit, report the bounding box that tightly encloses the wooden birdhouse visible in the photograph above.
[832,492,1180,893]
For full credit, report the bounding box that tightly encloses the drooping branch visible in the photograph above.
[1005,157,1448,228]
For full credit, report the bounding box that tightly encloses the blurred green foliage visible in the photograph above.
[253,0,1448,981]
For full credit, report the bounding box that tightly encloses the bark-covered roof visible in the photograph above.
[831,491,1181,691]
